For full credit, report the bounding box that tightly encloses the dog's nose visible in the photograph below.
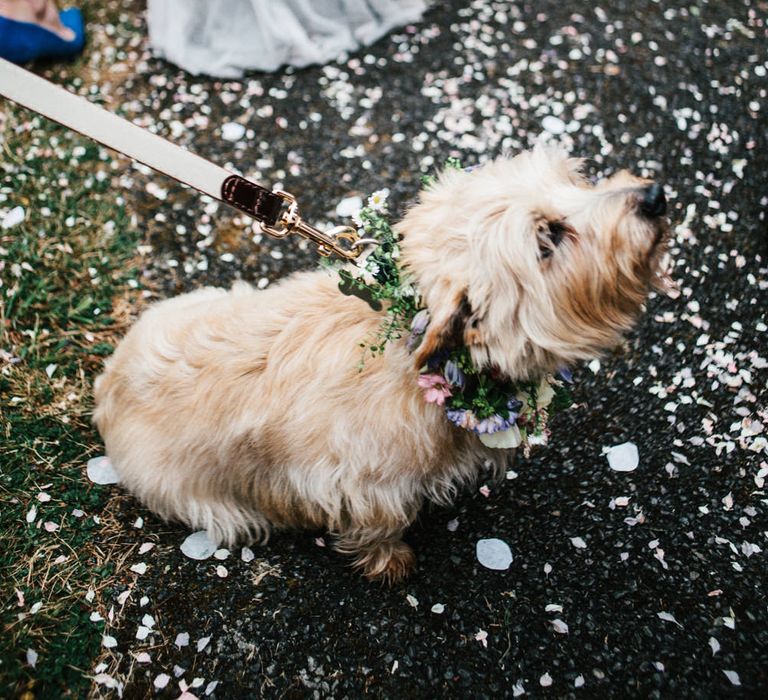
[640,183,667,217]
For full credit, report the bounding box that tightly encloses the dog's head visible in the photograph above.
[398,146,670,380]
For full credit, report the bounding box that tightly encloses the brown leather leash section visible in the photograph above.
[221,175,285,229]
[0,57,374,260]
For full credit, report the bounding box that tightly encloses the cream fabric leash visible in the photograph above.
[0,58,370,259]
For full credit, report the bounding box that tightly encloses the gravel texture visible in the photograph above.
[74,0,767,696]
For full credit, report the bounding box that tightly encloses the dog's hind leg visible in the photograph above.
[333,523,416,583]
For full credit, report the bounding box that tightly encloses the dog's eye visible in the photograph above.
[539,221,570,260]
[547,221,567,247]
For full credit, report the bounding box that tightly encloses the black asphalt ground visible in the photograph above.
[80,0,767,696]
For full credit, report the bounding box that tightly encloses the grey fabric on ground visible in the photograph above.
[147,0,428,77]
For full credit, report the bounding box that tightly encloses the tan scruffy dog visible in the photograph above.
[93,146,669,582]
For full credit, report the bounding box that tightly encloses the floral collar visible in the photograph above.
[332,175,573,452]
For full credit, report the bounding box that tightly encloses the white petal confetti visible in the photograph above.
[175,632,190,648]
[723,670,741,686]
[221,122,246,141]
[154,673,170,689]
[335,195,363,218]
[26,649,38,668]
[551,619,569,634]
[542,116,566,135]
[26,506,37,523]
[475,629,488,647]
[213,548,230,560]
[215,565,228,578]
[86,456,121,485]
[197,635,211,652]
[135,652,151,663]
[512,680,525,696]
[430,603,445,614]
[181,531,218,560]
[476,538,513,570]
[241,547,255,562]
[130,562,147,575]
[574,674,585,688]
[136,625,150,640]
[138,542,155,554]
[709,637,720,655]
[406,594,419,608]
[540,672,553,687]
[2,205,25,229]
[102,635,118,648]
[657,611,683,627]
[570,537,587,549]
[605,442,640,472]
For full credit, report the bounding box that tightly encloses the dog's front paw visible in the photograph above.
[357,540,416,584]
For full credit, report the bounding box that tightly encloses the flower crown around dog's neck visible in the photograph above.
[331,166,574,453]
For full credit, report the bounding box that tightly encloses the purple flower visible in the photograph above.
[474,414,515,435]
[407,309,430,351]
[506,396,523,417]
[557,367,573,383]
[444,360,466,389]
[445,408,478,431]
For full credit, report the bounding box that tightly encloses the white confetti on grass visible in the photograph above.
[709,637,720,655]
[723,670,741,686]
[605,442,640,471]
[175,632,190,648]
[130,562,147,575]
[241,547,255,562]
[2,205,25,229]
[135,652,151,663]
[102,635,118,648]
[570,536,588,549]
[406,594,419,608]
[86,456,121,485]
[475,629,488,647]
[476,538,513,570]
[430,603,445,614]
[154,673,171,689]
[512,680,525,696]
[26,649,38,668]
[541,116,566,135]
[197,635,211,652]
[221,122,246,141]
[335,195,363,218]
[540,672,553,687]
[574,674,585,688]
[181,531,217,560]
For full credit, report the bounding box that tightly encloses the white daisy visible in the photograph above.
[367,188,390,212]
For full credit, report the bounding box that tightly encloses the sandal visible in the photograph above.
[0,7,85,64]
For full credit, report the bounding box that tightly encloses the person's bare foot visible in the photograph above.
[0,0,74,40]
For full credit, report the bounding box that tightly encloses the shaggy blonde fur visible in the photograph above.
[93,146,669,582]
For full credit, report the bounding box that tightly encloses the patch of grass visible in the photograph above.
[0,100,143,696]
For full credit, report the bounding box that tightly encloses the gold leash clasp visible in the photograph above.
[261,190,377,260]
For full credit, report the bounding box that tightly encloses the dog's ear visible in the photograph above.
[412,289,483,368]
